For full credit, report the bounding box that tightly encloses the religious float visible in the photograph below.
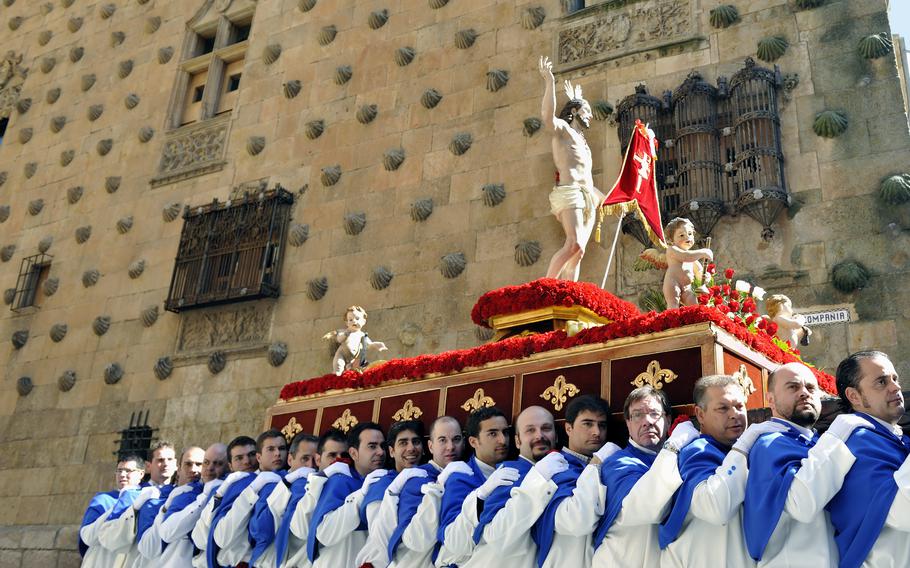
[265,276,836,442]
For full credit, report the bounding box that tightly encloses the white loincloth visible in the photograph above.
[549,184,596,222]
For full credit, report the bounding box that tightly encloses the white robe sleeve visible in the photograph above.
[266,481,291,523]
[98,507,138,551]
[436,489,481,566]
[885,457,910,531]
[191,498,216,550]
[138,512,164,559]
[355,493,399,566]
[213,486,259,547]
[290,476,327,539]
[481,469,557,548]
[402,485,442,553]
[688,451,748,526]
[784,434,856,523]
[553,465,606,536]
[160,494,206,544]
[613,449,683,527]
[315,490,365,547]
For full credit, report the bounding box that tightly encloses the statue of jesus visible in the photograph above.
[538,55,605,282]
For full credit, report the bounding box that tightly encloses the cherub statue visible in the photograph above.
[662,217,713,309]
[765,294,812,348]
[324,306,388,375]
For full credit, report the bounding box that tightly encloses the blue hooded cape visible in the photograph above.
[387,463,440,560]
[592,443,657,549]
[531,451,587,567]
[136,484,174,542]
[658,435,728,549]
[78,490,118,557]
[106,487,142,521]
[436,456,486,543]
[247,474,288,567]
[826,412,910,568]
[472,458,534,544]
[206,474,257,568]
[162,482,203,522]
[743,420,817,561]
[306,470,364,562]
[272,476,311,568]
[360,470,396,527]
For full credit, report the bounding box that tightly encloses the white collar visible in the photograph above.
[428,460,443,472]
[627,438,658,455]
[562,447,592,464]
[518,455,535,466]
[770,417,815,440]
[866,414,904,437]
[475,458,495,479]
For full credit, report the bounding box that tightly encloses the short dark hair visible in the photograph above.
[466,407,507,439]
[347,422,384,450]
[150,440,174,460]
[693,375,739,409]
[623,386,672,420]
[565,395,609,424]
[289,432,318,457]
[256,429,286,452]
[558,99,584,124]
[836,350,890,413]
[387,420,424,446]
[118,454,146,469]
[227,436,256,458]
[429,416,462,438]
[317,429,348,453]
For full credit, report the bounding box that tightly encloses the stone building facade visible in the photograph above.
[0,0,907,564]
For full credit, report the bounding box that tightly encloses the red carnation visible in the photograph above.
[766,321,779,335]
[698,294,709,305]
[728,300,740,312]
[668,414,692,435]
[706,263,716,274]
[724,268,735,279]
[757,318,767,329]
[746,314,757,325]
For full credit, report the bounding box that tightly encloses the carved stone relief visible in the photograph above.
[0,51,28,119]
[176,301,274,355]
[555,0,696,71]
[150,115,231,187]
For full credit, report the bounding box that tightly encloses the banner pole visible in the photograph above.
[601,211,625,289]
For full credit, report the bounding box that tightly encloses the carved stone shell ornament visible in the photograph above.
[813,110,848,138]
[305,119,324,139]
[118,60,133,79]
[17,377,33,397]
[12,330,28,349]
[523,117,541,137]
[41,57,56,74]
[756,35,788,63]
[709,5,739,28]
[145,16,161,34]
[58,370,77,392]
[50,323,68,342]
[208,351,226,374]
[9,17,22,30]
[128,259,146,279]
[429,0,448,8]
[39,30,53,46]
[0,205,7,223]
[370,266,393,290]
[394,47,416,67]
[158,46,174,64]
[449,132,472,155]
[138,126,155,143]
[298,0,316,12]
[3,288,15,305]
[454,29,477,49]
[334,65,353,85]
[162,202,182,222]
[368,9,388,30]
[421,88,443,109]
[41,2,53,15]
[521,6,546,30]
[68,16,83,32]
[879,174,910,205]
[268,342,289,367]
[106,176,122,193]
[117,217,133,234]
[43,276,59,296]
[263,44,282,65]
[318,25,337,46]
[104,363,124,385]
[288,222,309,246]
[382,148,405,171]
[81,74,96,92]
[75,225,92,243]
[283,80,302,99]
[486,69,510,92]
[592,100,614,120]
[141,305,159,327]
[82,269,100,287]
[343,212,367,235]
[93,315,111,336]
[410,198,433,222]
[794,0,824,8]
[25,162,38,179]
[831,260,870,293]
[60,150,75,166]
[87,104,104,121]
[858,33,892,59]
[38,236,53,253]
[247,136,266,156]
[97,138,113,156]
[154,356,173,380]
[110,31,125,47]
[321,165,342,186]
[68,186,83,204]
[1,245,14,262]
[481,183,506,207]
[357,104,378,124]
[28,199,44,216]
[0,172,5,187]
[70,47,84,63]
[440,252,467,279]
[124,93,140,109]
[19,128,32,144]
[16,98,31,114]
[306,277,328,301]
[50,116,66,133]
[99,3,115,19]
[45,88,61,104]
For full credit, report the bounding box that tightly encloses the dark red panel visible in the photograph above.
[319,400,375,434]
[723,351,766,409]
[521,363,602,421]
[444,377,515,424]
[609,348,704,412]
[377,389,441,431]
[270,409,317,440]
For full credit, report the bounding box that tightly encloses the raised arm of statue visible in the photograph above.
[539,56,559,132]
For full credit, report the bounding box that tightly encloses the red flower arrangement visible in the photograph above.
[471,278,640,328]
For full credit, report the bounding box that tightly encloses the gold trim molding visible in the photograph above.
[461,388,495,412]
[539,374,580,411]
[631,360,678,390]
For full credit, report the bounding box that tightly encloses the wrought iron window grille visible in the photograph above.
[618,57,788,243]
[114,410,156,461]
[165,185,293,313]
[11,253,51,311]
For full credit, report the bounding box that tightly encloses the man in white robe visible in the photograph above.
[79,455,145,568]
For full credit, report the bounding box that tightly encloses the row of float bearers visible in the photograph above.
[79,350,909,568]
